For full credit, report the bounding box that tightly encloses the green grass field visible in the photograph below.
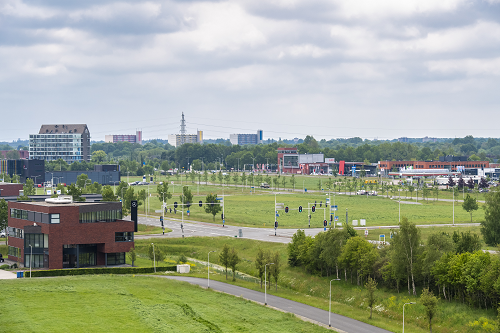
[132,236,496,333]
[0,275,331,333]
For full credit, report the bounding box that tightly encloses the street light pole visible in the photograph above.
[329,278,340,327]
[151,243,156,273]
[208,250,216,288]
[30,244,32,278]
[403,302,414,333]
[453,188,455,226]
[265,263,274,305]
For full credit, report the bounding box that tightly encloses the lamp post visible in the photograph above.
[208,250,216,288]
[29,244,32,278]
[151,243,156,273]
[329,278,340,327]
[453,187,455,226]
[403,302,414,333]
[264,263,274,305]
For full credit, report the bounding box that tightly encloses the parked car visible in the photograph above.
[260,183,270,188]
[356,190,367,195]
[0,230,6,238]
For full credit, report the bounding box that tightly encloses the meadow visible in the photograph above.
[0,275,330,333]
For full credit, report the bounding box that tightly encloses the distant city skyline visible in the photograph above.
[2,0,500,142]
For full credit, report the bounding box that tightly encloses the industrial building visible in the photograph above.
[378,156,489,175]
[7,198,134,269]
[29,124,91,163]
[230,130,263,145]
[46,165,120,186]
[0,159,45,184]
[104,131,142,144]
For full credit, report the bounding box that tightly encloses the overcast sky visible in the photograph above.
[2,0,500,142]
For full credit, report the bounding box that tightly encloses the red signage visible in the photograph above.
[339,161,345,175]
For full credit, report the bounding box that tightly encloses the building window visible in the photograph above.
[25,233,48,249]
[79,210,122,223]
[50,213,60,224]
[115,232,134,242]
[107,252,125,265]
[25,254,44,268]
[8,246,21,257]
[8,227,24,239]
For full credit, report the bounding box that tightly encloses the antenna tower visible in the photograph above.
[180,112,186,145]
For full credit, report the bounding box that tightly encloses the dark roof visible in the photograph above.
[39,124,89,135]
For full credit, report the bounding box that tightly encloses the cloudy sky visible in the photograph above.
[1,0,500,142]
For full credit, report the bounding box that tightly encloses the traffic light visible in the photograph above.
[320,201,322,207]
[186,202,191,208]
[312,206,316,213]
[199,200,203,207]
[160,216,163,222]
[174,201,178,208]
[285,206,289,213]
[330,215,333,222]
[298,206,302,213]
[221,213,224,220]
[324,220,327,227]
[274,221,278,228]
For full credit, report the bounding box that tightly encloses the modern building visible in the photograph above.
[168,113,203,148]
[29,124,91,163]
[105,131,142,145]
[229,130,263,145]
[1,150,29,159]
[46,164,120,186]
[0,183,23,197]
[378,157,489,173]
[7,197,134,269]
[0,159,45,184]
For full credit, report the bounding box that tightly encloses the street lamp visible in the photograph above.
[329,278,340,327]
[29,244,32,278]
[403,302,414,333]
[208,250,216,288]
[151,243,156,273]
[265,263,274,305]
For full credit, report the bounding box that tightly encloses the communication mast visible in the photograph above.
[180,112,186,145]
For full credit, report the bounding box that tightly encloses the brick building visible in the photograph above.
[7,198,134,269]
[378,159,489,172]
[0,183,23,197]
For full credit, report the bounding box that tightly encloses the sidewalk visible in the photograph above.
[0,269,17,279]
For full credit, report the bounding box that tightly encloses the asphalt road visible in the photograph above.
[134,215,480,244]
[160,275,391,333]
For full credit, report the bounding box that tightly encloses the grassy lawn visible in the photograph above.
[133,236,495,333]
[135,223,170,235]
[0,275,331,333]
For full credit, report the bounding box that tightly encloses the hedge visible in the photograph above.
[30,266,177,277]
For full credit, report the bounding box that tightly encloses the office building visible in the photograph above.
[104,131,142,144]
[229,130,263,145]
[29,124,91,163]
[7,198,134,269]
[0,159,45,184]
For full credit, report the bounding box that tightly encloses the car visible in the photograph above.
[356,190,367,195]
[0,230,6,238]
[260,183,270,188]
[128,181,139,186]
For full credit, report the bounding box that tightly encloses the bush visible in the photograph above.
[0,264,9,269]
[30,266,176,277]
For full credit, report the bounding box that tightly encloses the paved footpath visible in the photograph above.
[161,275,392,333]
[0,269,17,279]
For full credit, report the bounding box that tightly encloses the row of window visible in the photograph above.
[25,254,44,268]
[25,233,49,249]
[79,210,122,223]
[8,227,24,239]
[107,252,125,265]
[30,135,82,139]
[10,209,60,224]
[8,246,21,258]
[115,232,133,242]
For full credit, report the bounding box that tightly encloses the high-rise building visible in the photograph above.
[29,124,91,163]
[229,130,263,145]
[105,131,142,144]
[168,113,203,147]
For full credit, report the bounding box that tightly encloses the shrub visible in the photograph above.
[30,266,176,277]
[0,264,10,269]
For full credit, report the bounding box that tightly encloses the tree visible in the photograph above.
[127,247,137,267]
[23,178,36,196]
[101,185,117,201]
[228,247,240,281]
[76,173,90,189]
[365,277,377,319]
[481,190,500,246]
[392,217,421,295]
[270,251,281,291]
[462,194,479,223]
[281,176,287,189]
[479,177,489,189]
[116,181,128,200]
[204,193,222,222]
[218,171,223,185]
[137,189,147,212]
[290,174,296,190]
[67,184,84,202]
[232,173,239,187]
[447,176,455,188]
[219,244,231,280]
[203,170,208,184]
[157,182,172,204]
[122,186,137,216]
[255,248,269,288]
[179,186,193,208]
[210,172,216,184]
[91,150,107,163]
[420,288,438,333]
[0,199,8,245]
[467,178,474,189]
[287,229,306,267]
[457,176,465,189]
